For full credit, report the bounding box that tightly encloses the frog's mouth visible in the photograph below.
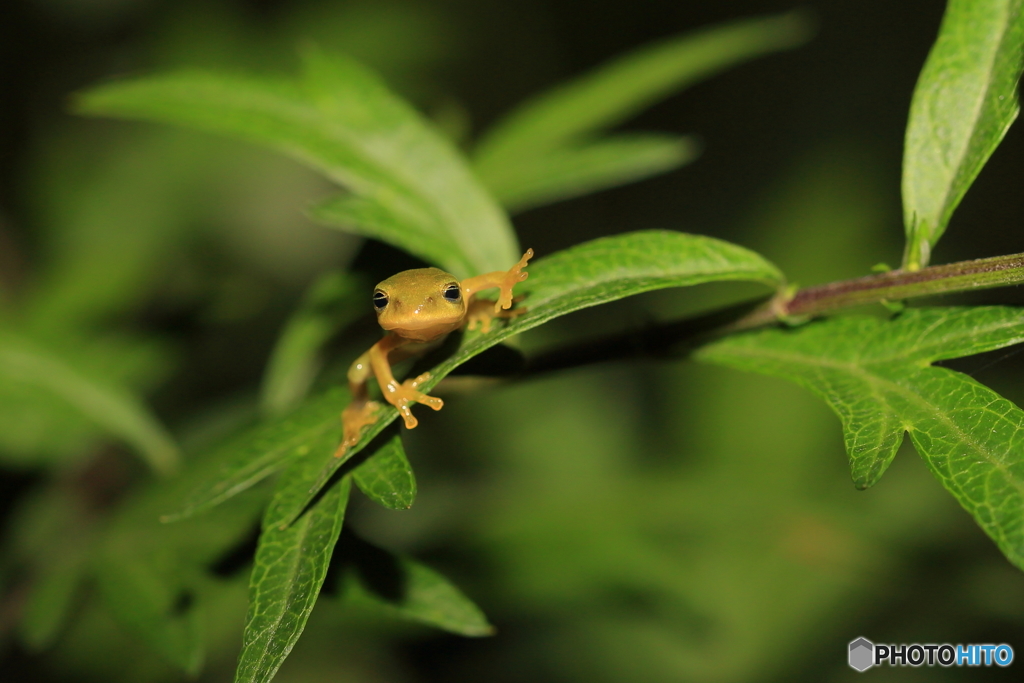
[383,320,462,343]
[380,316,460,330]
[378,300,465,331]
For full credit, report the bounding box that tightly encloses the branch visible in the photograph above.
[523,251,1024,375]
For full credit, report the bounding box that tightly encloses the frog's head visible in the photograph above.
[373,267,466,342]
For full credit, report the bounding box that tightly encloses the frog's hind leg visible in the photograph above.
[338,400,382,457]
[466,296,527,333]
[337,347,382,457]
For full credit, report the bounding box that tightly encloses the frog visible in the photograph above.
[337,248,534,456]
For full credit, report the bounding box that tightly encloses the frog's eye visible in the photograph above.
[372,290,389,310]
[443,284,462,302]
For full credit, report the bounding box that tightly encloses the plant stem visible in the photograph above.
[523,251,1024,376]
[729,251,1024,331]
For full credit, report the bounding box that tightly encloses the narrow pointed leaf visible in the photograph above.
[235,477,350,683]
[473,12,810,209]
[341,533,491,636]
[902,0,1024,269]
[352,556,492,636]
[352,435,416,510]
[19,551,87,651]
[94,554,205,675]
[0,332,178,475]
[475,12,809,160]
[162,388,346,523]
[267,230,782,529]
[484,134,699,213]
[76,49,518,278]
[696,307,1024,569]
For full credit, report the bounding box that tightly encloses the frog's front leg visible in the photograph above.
[462,248,533,314]
[369,335,443,429]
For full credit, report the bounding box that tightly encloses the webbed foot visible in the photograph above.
[383,371,443,428]
[467,296,528,333]
[336,399,383,457]
[494,248,533,313]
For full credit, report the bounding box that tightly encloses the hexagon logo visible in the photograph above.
[849,637,874,672]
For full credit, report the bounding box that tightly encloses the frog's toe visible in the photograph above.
[420,394,444,410]
[407,372,432,389]
[398,403,419,429]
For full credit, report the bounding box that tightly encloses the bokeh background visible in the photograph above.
[3,0,1024,681]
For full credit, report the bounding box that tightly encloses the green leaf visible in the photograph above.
[473,12,811,211]
[67,459,264,675]
[902,0,1024,269]
[89,472,268,672]
[94,554,205,675]
[696,307,1024,569]
[260,271,365,416]
[266,230,782,529]
[75,48,519,278]
[171,230,778,528]
[19,551,87,651]
[0,378,97,466]
[0,329,170,467]
[352,434,416,510]
[161,388,346,523]
[0,331,178,475]
[477,11,811,156]
[235,477,350,683]
[480,134,699,214]
[340,532,492,636]
[24,128,228,333]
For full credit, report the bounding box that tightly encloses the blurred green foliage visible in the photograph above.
[3,1,1024,682]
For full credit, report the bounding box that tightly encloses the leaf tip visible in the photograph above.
[450,619,497,638]
[850,454,896,491]
[775,8,819,47]
[68,78,130,117]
